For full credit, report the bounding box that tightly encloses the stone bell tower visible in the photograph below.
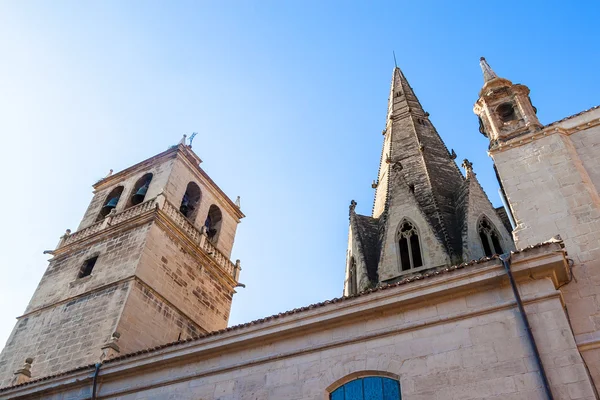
[474,58,600,390]
[473,57,542,146]
[0,139,244,387]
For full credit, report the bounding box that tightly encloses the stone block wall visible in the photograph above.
[493,113,600,390]
[163,155,239,258]
[25,223,151,313]
[462,178,514,261]
[78,158,175,230]
[135,223,234,333]
[0,282,129,388]
[110,282,593,399]
[25,271,595,400]
[378,175,450,281]
[116,280,203,353]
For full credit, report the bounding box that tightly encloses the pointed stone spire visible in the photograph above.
[387,67,426,120]
[479,57,498,83]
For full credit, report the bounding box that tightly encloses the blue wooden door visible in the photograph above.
[330,377,401,400]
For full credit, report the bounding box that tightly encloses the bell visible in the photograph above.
[105,197,119,209]
[99,196,119,217]
[131,182,149,204]
[180,194,190,216]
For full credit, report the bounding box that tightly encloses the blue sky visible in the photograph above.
[0,1,598,348]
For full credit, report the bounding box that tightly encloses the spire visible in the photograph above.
[479,57,498,83]
[387,67,426,119]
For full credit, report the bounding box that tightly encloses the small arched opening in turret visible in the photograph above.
[397,219,423,271]
[478,216,503,257]
[128,173,153,208]
[97,186,124,221]
[179,182,202,222]
[204,205,223,243]
[496,102,517,122]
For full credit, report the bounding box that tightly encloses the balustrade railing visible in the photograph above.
[161,200,236,277]
[61,198,156,247]
[60,196,237,278]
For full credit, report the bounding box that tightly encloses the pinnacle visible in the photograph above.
[479,57,498,83]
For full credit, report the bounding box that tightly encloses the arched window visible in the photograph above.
[331,376,401,400]
[180,182,201,221]
[398,220,423,271]
[348,257,358,295]
[204,205,222,242]
[128,173,153,207]
[97,186,124,220]
[478,216,503,257]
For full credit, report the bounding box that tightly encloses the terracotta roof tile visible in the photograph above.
[545,105,600,128]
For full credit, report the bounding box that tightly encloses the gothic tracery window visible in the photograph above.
[330,376,401,400]
[478,217,503,257]
[398,220,423,271]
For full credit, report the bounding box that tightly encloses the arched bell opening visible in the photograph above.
[128,173,153,208]
[97,186,124,221]
[180,182,201,222]
[204,205,222,243]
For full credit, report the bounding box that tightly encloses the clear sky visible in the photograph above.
[0,1,598,349]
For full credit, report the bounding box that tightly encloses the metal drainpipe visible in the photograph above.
[500,253,554,400]
[91,362,102,400]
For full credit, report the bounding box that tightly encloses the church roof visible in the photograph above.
[352,213,380,282]
[0,240,564,393]
[545,104,600,128]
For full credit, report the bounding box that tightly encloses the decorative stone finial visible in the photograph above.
[55,229,72,250]
[100,332,121,361]
[12,357,33,385]
[450,149,457,160]
[234,259,242,281]
[105,169,113,178]
[179,134,187,145]
[235,196,241,208]
[479,57,498,83]
[349,200,357,214]
[371,180,378,189]
[462,159,475,178]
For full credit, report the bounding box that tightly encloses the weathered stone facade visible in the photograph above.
[474,57,600,393]
[1,60,599,400]
[345,68,514,295]
[2,243,596,400]
[0,143,244,388]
